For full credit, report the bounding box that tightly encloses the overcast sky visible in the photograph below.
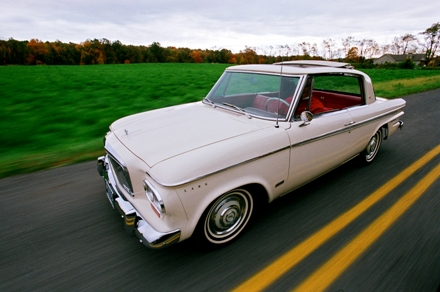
[1,0,439,53]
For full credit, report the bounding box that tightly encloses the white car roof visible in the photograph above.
[226,60,363,76]
[274,60,353,68]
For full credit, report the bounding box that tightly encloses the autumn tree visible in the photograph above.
[176,47,192,63]
[45,40,79,65]
[47,40,64,65]
[204,48,232,63]
[27,39,49,64]
[76,39,107,65]
[165,46,179,62]
[344,47,360,63]
[228,54,237,64]
[190,50,203,63]
[237,47,258,64]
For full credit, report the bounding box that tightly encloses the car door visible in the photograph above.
[284,110,355,191]
[283,76,360,191]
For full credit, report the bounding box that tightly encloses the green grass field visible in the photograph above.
[362,69,440,97]
[1,63,440,178]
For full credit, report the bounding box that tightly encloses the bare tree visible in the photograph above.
[299,42,311,57]
[322,38,337,59]
[284,44,292,58]
[419,22,440,65]
[290,43,299,56]
[357,39,366,57]
[390,37,403,54]
[380,44,391,55]
[334,48,343,59]
[363,39,380,58]
[342,36,356,55]
[267,45,274,56]
[400,34,418,54]
[275,45,292,59]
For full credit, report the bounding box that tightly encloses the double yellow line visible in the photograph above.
[233,144,440,292]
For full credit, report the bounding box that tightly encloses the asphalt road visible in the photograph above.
[1,89,440,292]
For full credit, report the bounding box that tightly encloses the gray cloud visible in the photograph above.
[1,0,438,52]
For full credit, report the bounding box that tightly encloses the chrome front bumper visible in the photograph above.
[97,156,181,249]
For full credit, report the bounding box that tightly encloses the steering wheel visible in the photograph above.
[265,97,290,111]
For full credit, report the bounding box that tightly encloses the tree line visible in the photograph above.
[1,22,439,67]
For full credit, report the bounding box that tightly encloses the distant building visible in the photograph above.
[373,54,426,66]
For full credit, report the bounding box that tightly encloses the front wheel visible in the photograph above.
[196,189,253,248]
[360,129,383,164]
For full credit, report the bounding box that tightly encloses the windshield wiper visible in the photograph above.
[222,102,251,119]
[204,98,216,107]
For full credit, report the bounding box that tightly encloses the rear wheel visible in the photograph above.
[196,188,253,248]
[361,129,383,164]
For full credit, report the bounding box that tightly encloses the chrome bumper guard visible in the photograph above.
[97,156,181,249]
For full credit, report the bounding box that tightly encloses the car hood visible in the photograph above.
[110,102,289,186]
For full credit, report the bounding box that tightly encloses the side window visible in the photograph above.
[293,77,313,118]
[310,74,364,114]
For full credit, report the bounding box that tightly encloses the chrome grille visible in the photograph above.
[108,154,133,195]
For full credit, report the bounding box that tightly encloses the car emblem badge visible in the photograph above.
[124,129,129,135]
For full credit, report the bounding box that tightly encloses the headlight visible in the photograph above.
[143,180,166,218]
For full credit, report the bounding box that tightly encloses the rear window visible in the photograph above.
[313,74,362,96]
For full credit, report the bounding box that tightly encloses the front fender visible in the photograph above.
[175,148,290,240]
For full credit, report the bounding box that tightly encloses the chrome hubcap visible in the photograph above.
[205,191,251,241]
[367,136,377,155]
[366,131,381,161]
[217,200,240,230]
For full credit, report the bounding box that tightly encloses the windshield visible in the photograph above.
[205,72,300,119]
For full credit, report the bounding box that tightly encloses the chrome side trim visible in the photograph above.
[147,107,404,188]
[147,144,291,187]
[346,108,405,130]
[97,156,181,249]
[292,108,404,148]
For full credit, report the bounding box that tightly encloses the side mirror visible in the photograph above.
[299,111,313,127]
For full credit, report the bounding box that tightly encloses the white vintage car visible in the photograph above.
[97,61,405,249]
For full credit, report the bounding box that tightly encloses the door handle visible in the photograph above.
[344,121,355,126]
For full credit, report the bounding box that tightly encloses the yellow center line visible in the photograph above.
[232,144,440,292]
[293,162,440,292]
